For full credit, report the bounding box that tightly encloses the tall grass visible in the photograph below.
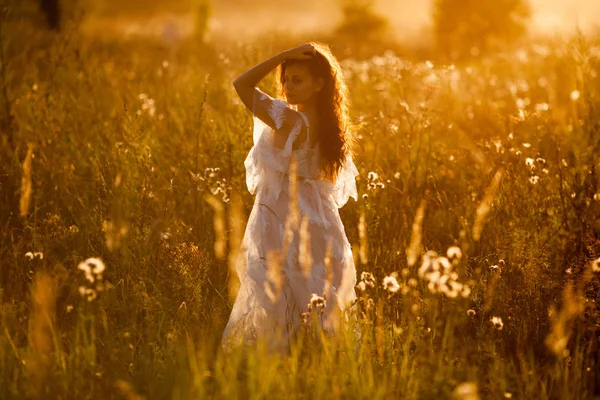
[0,11,599,400]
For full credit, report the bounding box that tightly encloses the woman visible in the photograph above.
[222,42,359,353]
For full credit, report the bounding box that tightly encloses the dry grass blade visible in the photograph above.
[299,215,313,280]
[19,143,33,217]
[227,193,244,302]
[204,193,226,260]
[406,199,426,267]
[472,169,503,241]
[26,271,56,398]
[359,209,368,265]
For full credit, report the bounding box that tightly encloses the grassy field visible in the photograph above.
[0,6,599,400]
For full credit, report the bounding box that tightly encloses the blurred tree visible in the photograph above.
[40,0,60,30]
[336,0,387,40]
[433,0,531,61]
[334,0,390,58]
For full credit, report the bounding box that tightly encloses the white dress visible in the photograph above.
[221,88,359,352]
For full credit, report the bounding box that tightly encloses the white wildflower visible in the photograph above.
[308,293,326,314]
[367,171,379,181]
[446,246,462,260]
[591,258,600,272]
[453,382,479,400]
[570,90,580,101]
[382,275,400,293]
[525,158,535,168]
[490,316,504,330]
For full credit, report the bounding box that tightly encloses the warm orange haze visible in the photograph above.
[86,0,600,40]
[1,0,599,399]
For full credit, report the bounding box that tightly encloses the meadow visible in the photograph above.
[0,7,599,400]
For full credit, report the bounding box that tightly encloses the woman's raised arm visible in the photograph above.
[232,44,316,114]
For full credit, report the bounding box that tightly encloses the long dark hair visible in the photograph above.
[276,42,355,180]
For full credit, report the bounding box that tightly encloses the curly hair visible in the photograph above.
[276,42,356,180]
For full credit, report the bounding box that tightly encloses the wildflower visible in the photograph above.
[591,258,600,272]
[308,293,326,314]
[461,285,472,298]
[467,309,476,317]
[446,246,462,260]
[360,271,376,288]
[525,158,535,168]
[529,175,540,185]
[66,305,74,313]
[301,311,310,324]
[522,143,531,148]
[570,90,580,101]
[394,172,401,179]
[77,257,106,283]
[382,275,400,293]
[418,251,438,278]
[78,286,97,302]
[367,171,379,181]
[356,281,367,291]
[594,193,599,201]
[25,251,43,260]
[453,382,479,400]
[436,256,452,272]
[490,316,504,330]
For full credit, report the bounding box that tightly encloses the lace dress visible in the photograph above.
[221,88,359,352]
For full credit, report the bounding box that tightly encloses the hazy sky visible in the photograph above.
[210,0,600,39]
[90,0,600,42]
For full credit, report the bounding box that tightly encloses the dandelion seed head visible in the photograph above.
[461,286,472,298]
[453,382,479,400]
[308,293,326,314]
[446,246,462,260]
[382,275,400,293]
[570,90,580,101]
[490,316,504,330]
[591,258,600,272]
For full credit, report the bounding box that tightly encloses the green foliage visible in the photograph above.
[433,0,532,60]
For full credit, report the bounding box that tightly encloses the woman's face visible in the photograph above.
[282,63,323,105]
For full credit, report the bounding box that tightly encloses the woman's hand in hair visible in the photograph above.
[284,43,317,61]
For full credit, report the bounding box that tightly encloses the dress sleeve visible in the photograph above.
[244,89,304,204]
[332,153,359,208]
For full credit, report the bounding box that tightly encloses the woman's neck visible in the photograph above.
[297,101,319,133]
